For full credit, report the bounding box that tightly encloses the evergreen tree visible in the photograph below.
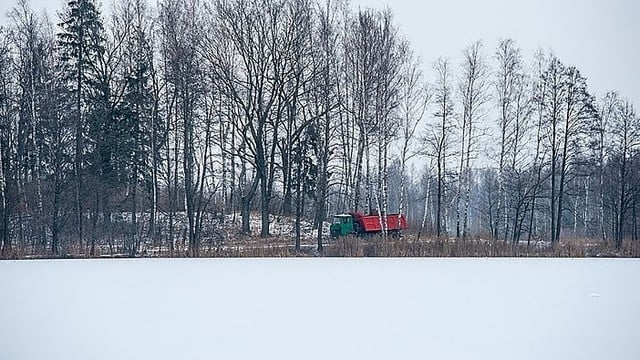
[117,0,156,254]
[56,0,106,249]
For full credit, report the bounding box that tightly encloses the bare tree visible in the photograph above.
[372,11,405,237]
[343,9,388,214]
[44,46,73,256]
[169,0,206,256]
[608,96,639,248]
[525,49,549,245]
[455,40,489,240]
[397,51,431,223]
[211,0,286,237]
[494,38,520,241]
[539,56,596,244]
[428,57,455,237]
[493,39,535,244]
[554,66,595,243]
[539,56,564,244]
[505,71,534,244]
[157,0,180,254]
[311,0,343,251]
[0,26,13,257]
[8,0,48,252]
[157,0,209,256]
[596,92,617,243]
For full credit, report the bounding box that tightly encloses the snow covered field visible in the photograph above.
[1,259,639,360]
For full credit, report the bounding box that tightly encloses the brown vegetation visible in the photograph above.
[4,233,639,259]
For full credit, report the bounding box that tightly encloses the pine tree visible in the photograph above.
[57,0,106,251]
[115,0,156,255]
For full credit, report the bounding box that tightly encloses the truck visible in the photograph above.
[329,212,408,237]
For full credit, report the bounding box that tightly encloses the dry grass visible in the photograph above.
[3,234,640,259]
[321,235,640,258]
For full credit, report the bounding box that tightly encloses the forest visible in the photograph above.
[0,0,638,258]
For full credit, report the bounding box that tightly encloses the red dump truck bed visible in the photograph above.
[351,212,408,233]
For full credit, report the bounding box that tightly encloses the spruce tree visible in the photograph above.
[57,0,106,250]
[118,2,155,254]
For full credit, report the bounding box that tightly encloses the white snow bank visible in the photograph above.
[1,259,639,360]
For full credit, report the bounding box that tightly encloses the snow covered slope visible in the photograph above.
[1,259,639,360]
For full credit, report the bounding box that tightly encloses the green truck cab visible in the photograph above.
[330,214,356,237]
[329,212,407,238]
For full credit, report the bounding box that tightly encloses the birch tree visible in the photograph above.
[494,39,535,244]
[494,38,520,241]
[372,11,405,236]
[8,0,51,251]
[43,40,73,256]
[608,97,639,248]
[429,57,455,237]
[525,49,549,245]
[397,51,431,223]
[311,0,342,251]
[455,40,489,240]
[343,9,386,214]
[596,92,617,242]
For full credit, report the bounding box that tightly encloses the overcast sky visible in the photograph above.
[353,0,639,106]
[1,0,639,106]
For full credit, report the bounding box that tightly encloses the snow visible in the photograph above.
[1,259,639,360]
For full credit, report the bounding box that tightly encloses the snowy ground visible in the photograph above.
[1,259,639,360]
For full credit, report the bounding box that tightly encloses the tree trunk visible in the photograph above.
[294,162,302,252]
[184,94,197,257]
[90,194,98,256]
[417,168,432,241]
[616,153,627,249]
[281,146,293,216]
[241,195,251,234]
[74,32,84,251]
[599,130,607,243]
[241,175,259,235]
[550,121,557,244]
[0,139,8,257]
[51,175,60,256]
[353,130,365,211]
[436,147,443,238]
[316,125,330,252]
[260,175,270,238]
[555,96,572,244]
[131,164,138,257]
[457,112,467,239]
[632,196,637,242]
[149,96,159,242]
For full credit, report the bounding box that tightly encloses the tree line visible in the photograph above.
[0,0,638,257]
